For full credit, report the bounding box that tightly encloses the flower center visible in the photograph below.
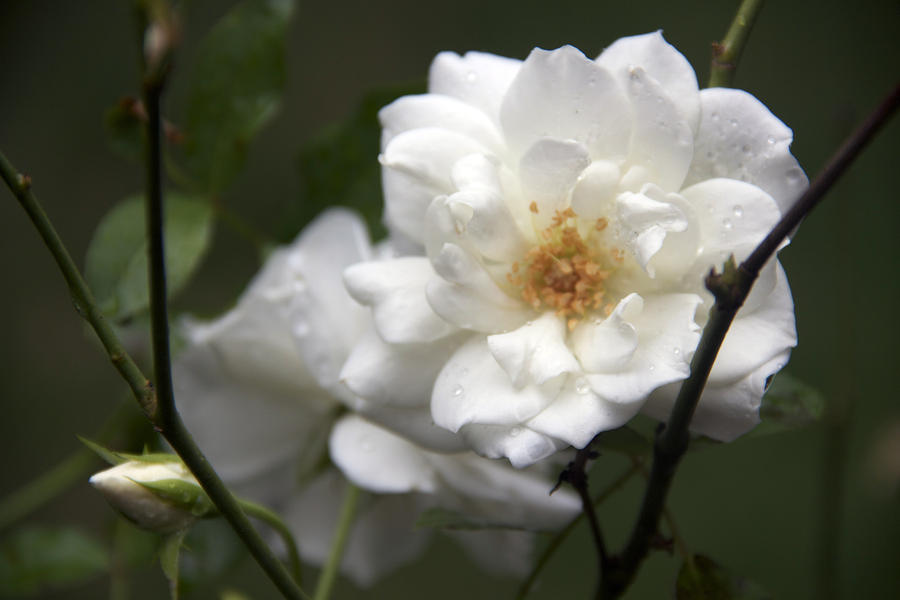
[506,206,623,330]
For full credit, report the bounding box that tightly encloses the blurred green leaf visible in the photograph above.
[754,373,825,437]
[179,520,245,592]
[676,554,771,599]
[0,527,108,597]
[85,193,214,320]
[289,81,425,242]
[183,0,294,193]
[136,479,214,518]
[104,97,145,161]
[160,530,187,600]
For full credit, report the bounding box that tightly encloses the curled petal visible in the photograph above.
[432,337,559,433]
[343,257,456,344]
[427,243,532,333]
[379,94,504,152]
[340,326,466,408]
[381,128,489,243]
[616,185,689,276]
[487,312,581,388]
[457,423,567,468]
[518,138,592,222]
[586,293,701,404]
[685,87,808,214]
[571,293,642,373]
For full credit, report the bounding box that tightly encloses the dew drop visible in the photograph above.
[293,321,310,337]
[509,427,522,437]
[723,218,733,230]
[710,111,719,121]
[733,205,744,217]
[729,118,739,127]
[648,364,656,372]
[786,168,805,184]
[452,384,465,398]
[741,144,751,153]
[766,136,776,145]
[673,347,681,356]
[705,151,715,160]
[575,377,590,395]
[465,70,477,83]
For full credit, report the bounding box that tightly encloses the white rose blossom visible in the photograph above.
[173,209,580,585]
[341,32,805,467]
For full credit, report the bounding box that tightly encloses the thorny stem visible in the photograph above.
[708,0,765,88]
[599,82,900,600]
[139,17,309,600]
[516,461,642,600]
[0,151,157,417]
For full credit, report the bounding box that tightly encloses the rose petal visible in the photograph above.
[596,31,700,134]
[343,257,457,344]
[616,185,689,276]
[381,128,489,243]
[429,50,522,124]
[487,311,581,388]
[427,243,532,333]
[345,397,469,453]
[685,87,808,214]
[340,326,465,408]
[432,336,559,432]
[518,138,592,221]
[329,415,440,494]
[379,93,504,152]
[457,423,567,468]
[570,293,642,373]
[500,45,631,161]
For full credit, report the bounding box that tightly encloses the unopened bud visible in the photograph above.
[89,459,208,533]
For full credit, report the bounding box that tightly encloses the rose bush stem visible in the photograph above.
[599,80,900,600]
[313,482,360,600]
[139,26,310,600]
[708,0,766,88]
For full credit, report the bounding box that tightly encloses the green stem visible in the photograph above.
[599,81,900,600]
[708,0,765,88]
[0,153,156,418]
[515,461,642,600]
[140,52,309,600]
[238,499,304,586]
[313,482,360,600]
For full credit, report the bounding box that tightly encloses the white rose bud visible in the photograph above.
[89,459,209,534]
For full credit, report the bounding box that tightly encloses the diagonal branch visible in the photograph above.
[599,80,900,600]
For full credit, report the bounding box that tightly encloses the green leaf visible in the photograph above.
[84,193,214,320]
[78,435,128,465]
[676,555,771,599]
[104,97,145,161]
[753,373,825,437]
[0,526,109,597]
[179,520,245,592]
[159,530,187,600]
[415,507,532,532]
[135,478,214,518]
[183,0,294,193]
[289,81,425,242]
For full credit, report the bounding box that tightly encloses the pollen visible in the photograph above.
[509,208,619,327]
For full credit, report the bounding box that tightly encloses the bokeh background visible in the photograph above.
[1,0,898,598]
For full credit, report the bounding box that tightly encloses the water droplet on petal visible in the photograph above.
[729,119,739,127]
[293,321,310,337]
[733,205,743,217]
[575,377,590,395]
[452,384,465,398]
[741,144,751,153]
[465,70,477,83]
[723,218,733,230]
[786,168,805,184]
[509,427,522,437]
[673,347,681,356]
[648,364,656,372]
[766,136,777,145]
[710,111,719,121]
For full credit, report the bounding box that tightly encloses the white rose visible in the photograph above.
[174,209,579,584]
[342,32,804,467]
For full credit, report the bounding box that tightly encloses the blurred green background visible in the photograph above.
[0,0,898,598]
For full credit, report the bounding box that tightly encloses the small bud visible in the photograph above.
[89,459,204,533]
